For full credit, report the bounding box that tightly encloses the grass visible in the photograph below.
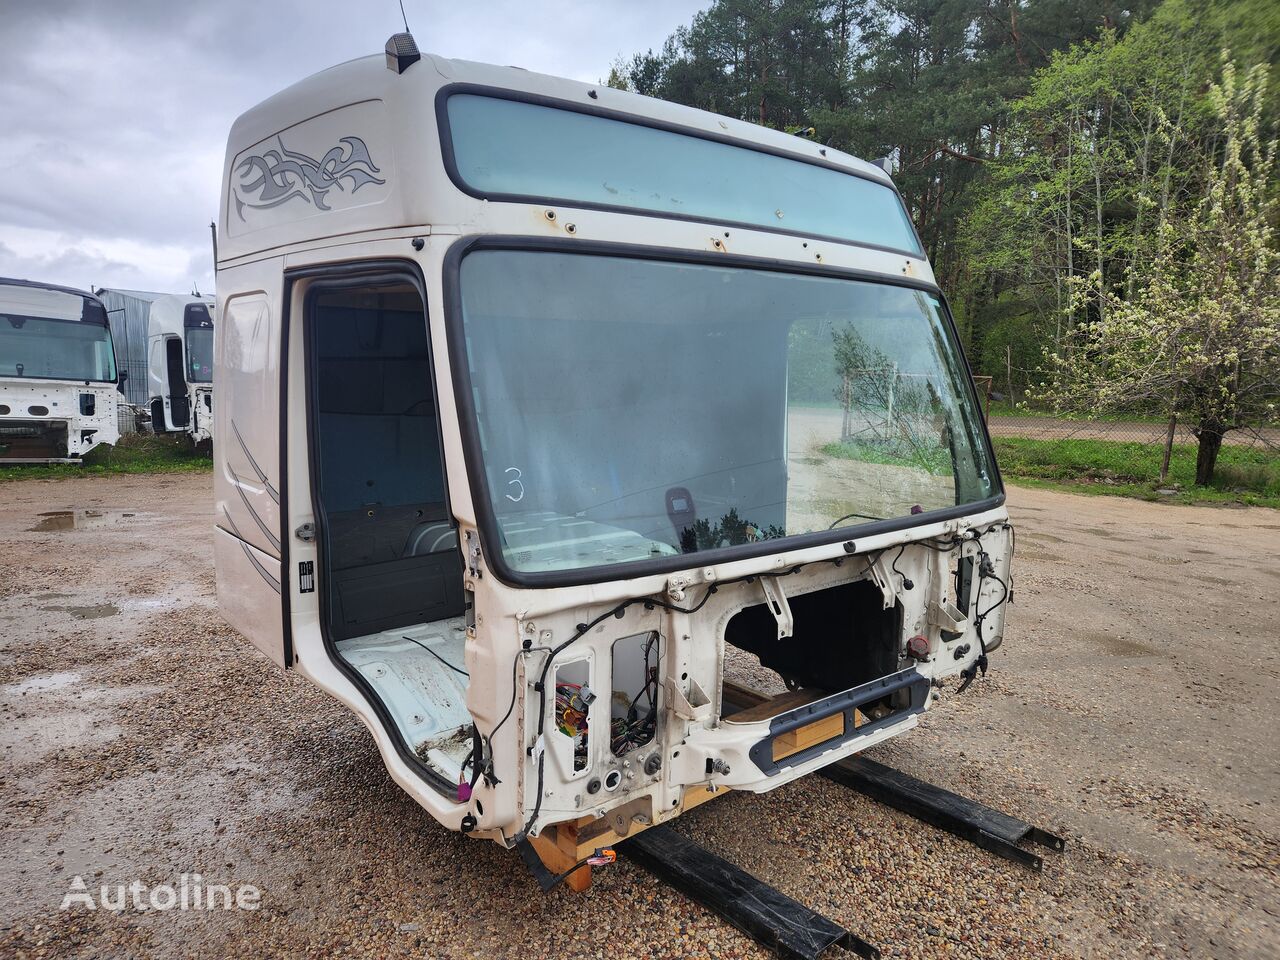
[822,438,951,474]
[0,432,213,482]
[993,436,1280,508]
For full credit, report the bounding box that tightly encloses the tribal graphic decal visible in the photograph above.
[234,136,386,219]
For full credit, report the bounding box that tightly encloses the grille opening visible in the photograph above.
[724,579,901,697]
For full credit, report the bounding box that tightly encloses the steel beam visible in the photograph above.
[620,824,880,960]
[821,756,1066,871]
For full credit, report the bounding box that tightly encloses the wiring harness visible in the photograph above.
[470,520,1013,844]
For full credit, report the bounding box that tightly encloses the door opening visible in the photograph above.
[308,281,463,639]
[307,279,471,791]
[165,337,190,428]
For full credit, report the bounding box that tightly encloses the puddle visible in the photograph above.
[1080,527,1120,540]
[5,670,82,695]
[1015,548,1061,562]
[119,596,180,613]
[39,603,119,620]
[1087,631,1159,657]
[28,509,143,532]
[1021,531,1065,544]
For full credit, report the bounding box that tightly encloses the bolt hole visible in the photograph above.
[544,209,557,222]
[565,223,577,234]
[681,672,688,680]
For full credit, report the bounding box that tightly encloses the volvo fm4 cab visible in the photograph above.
[148,293,215,448]
[214,35,1013,881]
[0,279,121,463]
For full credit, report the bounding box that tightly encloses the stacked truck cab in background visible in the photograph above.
[147,294,215,448]
[0,278,121,463]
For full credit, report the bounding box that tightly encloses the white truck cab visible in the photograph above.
[0,278,122,463]
[214,35,1013,873]
[147,293,215,447]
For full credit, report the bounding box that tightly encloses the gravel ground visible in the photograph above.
[1,473,1277,959]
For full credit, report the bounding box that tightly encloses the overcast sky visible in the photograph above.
[0,0,706,296]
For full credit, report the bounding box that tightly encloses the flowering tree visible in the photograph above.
[1038,58,1279,485]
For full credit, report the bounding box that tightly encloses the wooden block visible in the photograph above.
[537,785,732,893]
[722,679,769,709]
[679,783,728,815]
[772,711,845,762]
[725,686,830,724]
[529,832,592,892]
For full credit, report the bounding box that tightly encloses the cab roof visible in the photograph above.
[219,51,897,264]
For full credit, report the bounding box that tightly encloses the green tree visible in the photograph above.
[1038,59,1279,484]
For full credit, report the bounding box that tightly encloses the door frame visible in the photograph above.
[284,257,462,800]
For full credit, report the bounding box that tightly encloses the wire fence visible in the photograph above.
[833,367,1276,492]
[969,377,1280,451]
[117,403,149,437]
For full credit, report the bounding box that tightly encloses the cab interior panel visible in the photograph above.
[309,283,463,642]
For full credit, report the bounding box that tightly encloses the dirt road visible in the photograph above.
[1,473,1277,958]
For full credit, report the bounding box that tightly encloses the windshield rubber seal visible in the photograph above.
[434,83,928,261]
[442,234,1005,590]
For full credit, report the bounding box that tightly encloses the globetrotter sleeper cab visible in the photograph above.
[213,31,1014,900]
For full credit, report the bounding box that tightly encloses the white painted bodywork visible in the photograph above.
[0,282,121,463]
[147,294,216,445]
[215,51,1013,845]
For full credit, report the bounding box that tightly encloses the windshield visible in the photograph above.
[457,250,996,576]
[445,94,922,256]
[0,288,117,382]
[186,327,213,382]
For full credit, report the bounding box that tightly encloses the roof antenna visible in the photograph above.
[386,0,420,75]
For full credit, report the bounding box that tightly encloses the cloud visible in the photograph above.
[1,0,707,293]
[0,228,209,296]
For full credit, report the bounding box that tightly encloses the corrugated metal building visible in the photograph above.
[96,288,165,407]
